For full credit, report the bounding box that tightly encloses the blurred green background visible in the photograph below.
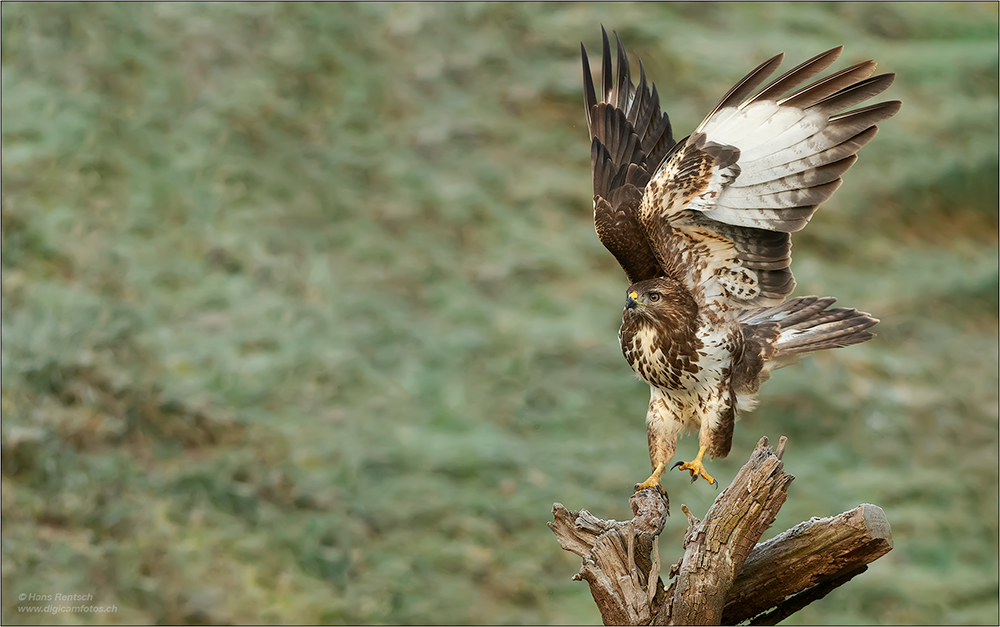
[2,2,997,625]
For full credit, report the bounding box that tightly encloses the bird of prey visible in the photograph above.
[581,29,899,489]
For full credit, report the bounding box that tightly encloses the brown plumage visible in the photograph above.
[582,28,897,486]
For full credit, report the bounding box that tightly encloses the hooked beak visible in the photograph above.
[625,290,640,310]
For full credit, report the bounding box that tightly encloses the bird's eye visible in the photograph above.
[648,293,661,303]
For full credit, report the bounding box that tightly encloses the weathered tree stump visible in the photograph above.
[548,436,893,625]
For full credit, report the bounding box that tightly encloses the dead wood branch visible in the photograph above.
[548,436,894,625]
[662,436,794,624]
[549,487,669,625]
[723,502,893,625]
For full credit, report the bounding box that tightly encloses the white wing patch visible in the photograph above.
[652,52,898,235]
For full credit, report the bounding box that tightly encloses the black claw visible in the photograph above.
[633,483,640,493]
[714,480,720,490]
[690,474,697,484]
[671,461,684,471]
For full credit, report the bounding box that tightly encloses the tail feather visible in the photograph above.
[734,296,877,412]
[777,309,878,353]
[741,295,878,357]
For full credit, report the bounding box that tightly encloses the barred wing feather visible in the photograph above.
[642,47,900,307]
[583,27,677,285]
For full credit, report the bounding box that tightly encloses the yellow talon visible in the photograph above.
[672,445,717,485]
[634,461,666,494]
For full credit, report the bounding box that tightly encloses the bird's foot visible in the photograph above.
[671,446,717,486]
[634,461,666,496]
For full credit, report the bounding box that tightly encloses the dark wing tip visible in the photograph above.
[582,43,597,130]
[702,52,786,124]
[601,26,613,102]
[612,30,633,110]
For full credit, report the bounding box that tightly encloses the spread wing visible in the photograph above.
[583,28,677,284]
[640,47,901,308]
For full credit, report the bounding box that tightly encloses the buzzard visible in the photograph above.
[581,29,899,488]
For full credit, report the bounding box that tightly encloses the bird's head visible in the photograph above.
[623,277,690,320]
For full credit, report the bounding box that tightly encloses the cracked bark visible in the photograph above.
[549,436,893,625]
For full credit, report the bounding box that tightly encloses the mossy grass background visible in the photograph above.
[2,3,997,624]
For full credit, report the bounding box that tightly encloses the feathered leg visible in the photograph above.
[635,389,680,493]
